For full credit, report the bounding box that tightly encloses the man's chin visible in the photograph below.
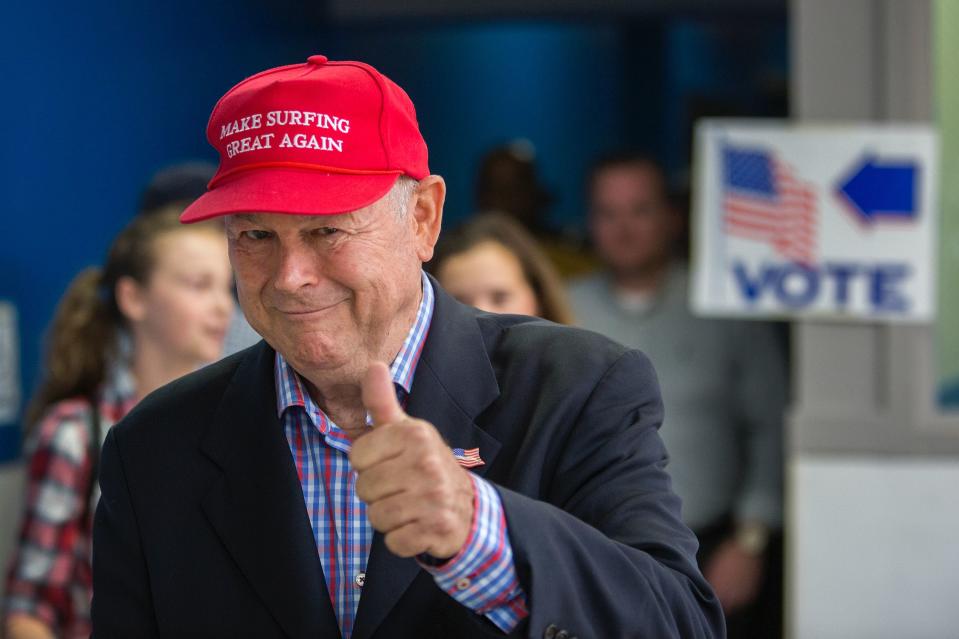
[280,342,361,376]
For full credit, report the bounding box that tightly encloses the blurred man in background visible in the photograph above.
[476,141,598,278]
[569,152,788,638]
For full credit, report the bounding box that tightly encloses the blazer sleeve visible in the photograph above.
[91,426,160,638]
[496,349,725,639]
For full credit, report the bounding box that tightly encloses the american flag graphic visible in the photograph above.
[452,447,484,469]
[722,145,818,264]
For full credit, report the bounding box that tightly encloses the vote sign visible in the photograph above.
[691,120,938,322]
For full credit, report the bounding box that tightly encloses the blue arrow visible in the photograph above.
[837,155,918,224]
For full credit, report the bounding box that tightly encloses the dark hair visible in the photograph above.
[25,208,220,427]
[586,151,669,200]
[428,212,575,325]
[475,142,553,229]
[139,161,216,215]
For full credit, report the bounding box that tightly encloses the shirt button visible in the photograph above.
[455,577,471,591]
[354,572,366,588]
[543,624,559,639]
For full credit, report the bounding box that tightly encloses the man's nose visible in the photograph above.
[273,242,321,292]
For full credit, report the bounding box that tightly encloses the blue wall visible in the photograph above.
[0,6,785,462]
[0,1,314,461]
[320,23,627,228]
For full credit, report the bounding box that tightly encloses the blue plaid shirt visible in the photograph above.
[275,273,528,637]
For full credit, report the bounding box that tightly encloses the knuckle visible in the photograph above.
[384,532,404,555]
[385,530,415,557]
[369,500,392,524]
[354,474,372,500]
[432,511,456,536]
[348,444,367,468]
[418,454,445,479]
[405,420,433,445]
[366,502,384,529]
[369,503,397,533]
[423,485,450,508]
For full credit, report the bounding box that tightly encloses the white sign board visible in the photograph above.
[691,120,938,322]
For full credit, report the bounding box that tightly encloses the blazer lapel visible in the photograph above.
[199,342,340,639]
[351,280,503,639]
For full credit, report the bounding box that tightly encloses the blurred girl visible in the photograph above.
[3,208,233,639]
[430,212,575,324]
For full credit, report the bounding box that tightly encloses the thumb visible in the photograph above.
[362,361,405,427]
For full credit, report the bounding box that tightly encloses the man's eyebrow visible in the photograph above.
[231,213,259,224]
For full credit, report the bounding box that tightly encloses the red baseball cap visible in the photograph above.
[181,55,429,223]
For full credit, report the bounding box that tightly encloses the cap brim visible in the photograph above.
[180,167,401,223]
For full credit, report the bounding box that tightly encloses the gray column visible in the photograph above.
[789,2,959,637]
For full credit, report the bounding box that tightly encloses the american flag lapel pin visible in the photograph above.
[452,447,485,469]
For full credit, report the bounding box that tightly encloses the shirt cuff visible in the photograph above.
[417,473,529,633]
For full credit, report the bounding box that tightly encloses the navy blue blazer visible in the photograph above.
[92,280,724,639]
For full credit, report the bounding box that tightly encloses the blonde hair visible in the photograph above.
[429,212,575,325]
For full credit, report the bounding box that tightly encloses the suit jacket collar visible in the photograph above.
[199,341,341,639]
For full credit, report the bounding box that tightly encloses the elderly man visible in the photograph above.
[91,56,723,639]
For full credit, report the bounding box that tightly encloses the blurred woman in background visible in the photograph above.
[430,212,575,324]
[2,208,233,639]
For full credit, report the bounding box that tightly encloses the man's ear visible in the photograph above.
[115,276,148,323]
[410,175,445,262]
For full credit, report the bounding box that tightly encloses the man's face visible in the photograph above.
[589,163,678,277]
[224,191,427,384]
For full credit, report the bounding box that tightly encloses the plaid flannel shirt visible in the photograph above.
[3,382,134,639]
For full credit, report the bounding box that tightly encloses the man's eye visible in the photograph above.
[317,227,340,237]
[241,230,273,241]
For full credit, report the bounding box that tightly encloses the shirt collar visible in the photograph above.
[274,271,435,419]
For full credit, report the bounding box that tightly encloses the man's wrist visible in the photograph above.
[418,552,452,567]
[417,471,479,572]
[418,474,528,632]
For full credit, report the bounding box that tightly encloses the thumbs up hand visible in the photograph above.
[350,362,475,559]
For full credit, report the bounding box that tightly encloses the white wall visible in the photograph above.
[793,457,959,639]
